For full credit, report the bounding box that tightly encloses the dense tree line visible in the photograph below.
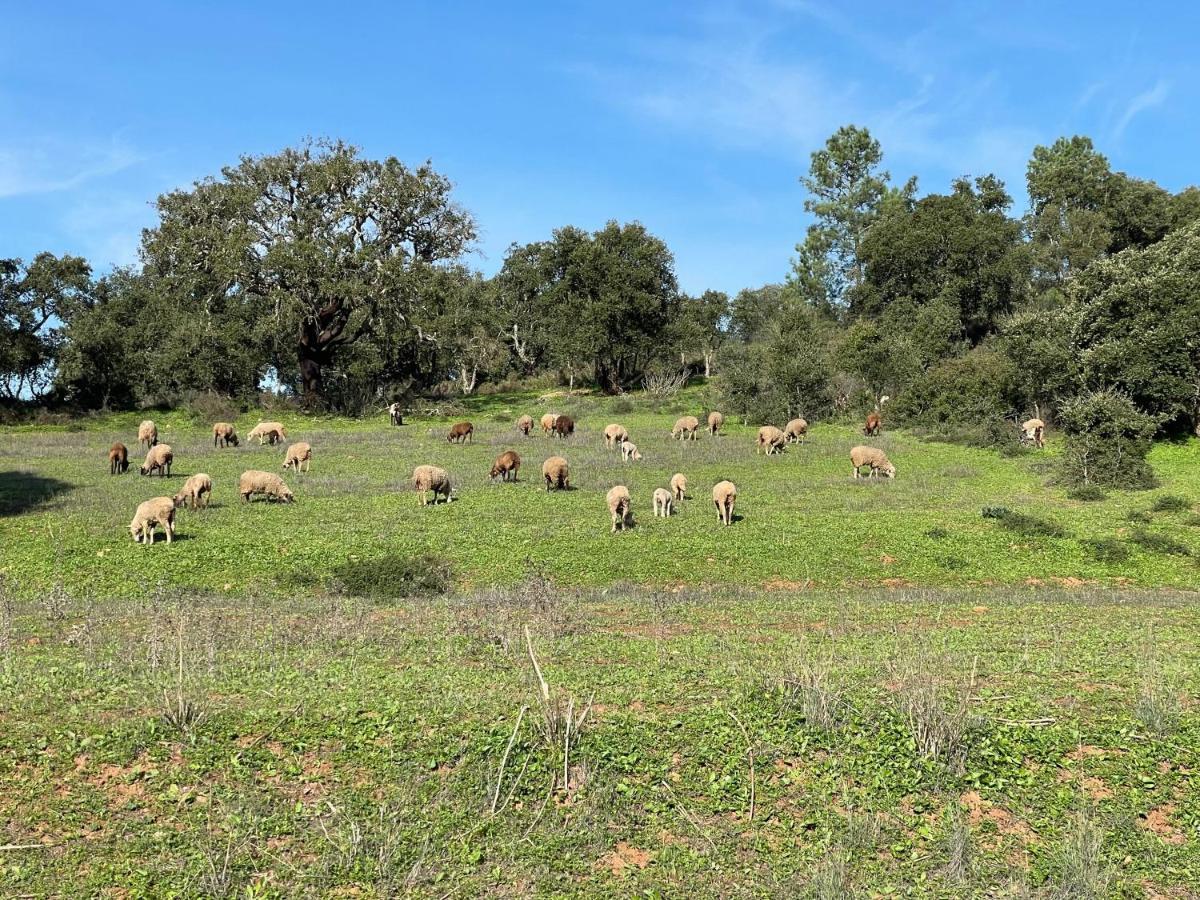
[4,131,1198,482]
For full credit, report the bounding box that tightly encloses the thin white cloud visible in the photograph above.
[1113,79,1170,139]
[0,136,142,198]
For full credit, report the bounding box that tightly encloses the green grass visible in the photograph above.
[2,387,1199,597]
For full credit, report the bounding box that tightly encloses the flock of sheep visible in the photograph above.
[107,407,1048,545]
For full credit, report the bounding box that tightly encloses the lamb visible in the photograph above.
[388,402,404,426]
[139,443,173,477]
[553,415,575,438]
[606,485,633,532]
[620,440,642,462]
[283,441,312,473]
[212,422,239,447]
[448,421,474,444]
[850,445,896,479]
[108,442,128,475]
[708,411,725,436]
[672,415,700,441]
[756,426,786,455]
[864,412,882,437]
[129,496,176,545]
[517,414,534,436]
[540,413,560,434]
[248,421,287,445]
[411,464,452,505]
[670,472,687,501]
[784,418,809,443]
[1021,418,1046,449]
[652,487,673,518]
[137,420,158,450]
[490,450,521,482]
[542,456,570,491]
[173,473,213,510]
[239,469,295,503]
[603,423,629,448]
[712,480,737,526]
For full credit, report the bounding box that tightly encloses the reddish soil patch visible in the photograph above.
[602,841,654,875]
[959,791,1038,846]
[1140,805,1188,845]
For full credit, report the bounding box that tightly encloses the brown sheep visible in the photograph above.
[129,496,176,545]
[672,415,701,441]
[139,443,173,477]
[540,413,560,434]
[239,469,295,503]
[212,422,239,448]
[448,421,474,444]
[620,440,642,462]
[138,420,158,450]
[517,414,534,436]
[756,426,786,455]
[603,423,629,448]
[670,472,687,501]
[707,411,725,436]
[652,487,673,518]
[108,442,128,475]
[542,456,569,491]
[173,473,213,510]
[248,421,287,445]
[490,450,521,482]
[553,415,575,438]
[411,464,452,505]
[606,485,632,532]
[850,445,896,479]
[784,418,808,443]
[283,441,312,473]
[712,480,737,526]
[1021,418,1046,449]
[864,412,882,436]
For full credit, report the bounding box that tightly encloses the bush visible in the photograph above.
[1056,390,1157,489]
[1082,538,1130,563]
[1067,485,1107,502]
[981,507,1067,538]
[1127,529,1191,557]
[330,554,454,599]
[1150,494,1192,513]
[184,390,240,424]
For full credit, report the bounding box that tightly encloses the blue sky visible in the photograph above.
[2,1,1196,295]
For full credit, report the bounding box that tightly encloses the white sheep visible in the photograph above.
[139,443,173,477]
[850,445,896,479]
[1020,418,1046,449]
[137,420,158,450]
[239,470,295,502]
[173,473,213,510]
[672,416,700,440]
[247,421,287,445]
[652,488,673,518]
[620,440,642,462]
[603,423,629,448]
[283,441,312,473]
[542,456,570,491]
[707,411,724,436]
[784,418,808,443]
[129,496,176,545]
[756,426,786,455]
[670,472,687,502]
[606,485,633,532]
[712,480,737,526]
[540,413,560,434]
[411,465,452,506]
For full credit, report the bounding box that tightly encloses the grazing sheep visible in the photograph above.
[864,412,882,436]
[784,418,809,443]
[239,469,295,503]
[652,487,673,517]
[411,464,452,505]
[850,445,896,479]
[756,426,786,455]
[490,450,521,482]
[553,414,575,438]
[603,423,629,448]
[672,415,700,441]
[139,443,173,477]
[248,421,287,445]
[1021,418,1046,449]
[670,472,687,501]
[448,421,474,444]
[606,485,632,532]
[283,441,312,473]
[517,414,534,436]
[212,422,239,448]
[108,442,128,475]
[712,480,737,526]
[708,411,725,436]
[138,420,158,450]
[620,440,642,462]
[540,413,560,434]
[174,473,213,510]
[388,402,404,426]
[129,496,176,545]
[542,456,569,491]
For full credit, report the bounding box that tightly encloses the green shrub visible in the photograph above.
[1150,494,1192,513]
[1127,529,1191,557]
[1125,510,1152,524]
[1067,485,1107,502]
[330,554,454,599]
[981,507,1067,538]
[1082,538,1130,563]
[1056,389,1157,489]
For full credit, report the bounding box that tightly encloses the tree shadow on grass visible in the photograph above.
[0,470,73,517]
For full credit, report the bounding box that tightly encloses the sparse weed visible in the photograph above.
[1051,808,1112,899]
[891,655,979,770]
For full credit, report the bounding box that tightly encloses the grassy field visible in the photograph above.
[2,387,1200,597]
[2,388,1199,896]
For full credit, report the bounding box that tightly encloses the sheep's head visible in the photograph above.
[228,434,239,446]
[139,465,149,476]
[172,493,187,508]
[882,463,897,478]
[281,489,295,503]
[129,521,142,542]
